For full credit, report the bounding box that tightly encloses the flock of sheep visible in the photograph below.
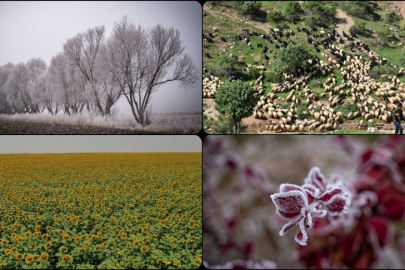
[203,16,405,132]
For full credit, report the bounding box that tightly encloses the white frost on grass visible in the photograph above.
[0,112,201,134]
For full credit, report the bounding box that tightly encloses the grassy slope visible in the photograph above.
[203,1,405,133]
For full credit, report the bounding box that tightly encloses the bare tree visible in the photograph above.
[48,53,89,115]
[4,63,34,114]
[26,58,47,113]
[63,25,117,115]
[108,16,199,126]
[0,63,14,114]
[32,71,60,115]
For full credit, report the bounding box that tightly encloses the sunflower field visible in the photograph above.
[0,153,202,269]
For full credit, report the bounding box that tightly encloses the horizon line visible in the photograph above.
[0,152,201,155]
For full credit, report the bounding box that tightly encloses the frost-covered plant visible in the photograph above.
[270,167,351,245]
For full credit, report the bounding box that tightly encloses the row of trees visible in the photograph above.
[0,16,198,126]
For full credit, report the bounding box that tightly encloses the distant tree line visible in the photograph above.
[0,16,198,126]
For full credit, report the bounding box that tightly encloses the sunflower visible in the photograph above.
[61,255,71,262]
[189,220,195,225]
[4,249,10,255]
[94,245,101,251]
[91,235,97,241]
[44,242,52,249]
[173,260,181,266]
[57,230,64,235]
[140,246,148,253]
[60,246,68,252]
[15,253,24,260]
[41,234,48,240]
[35,225,41,231]
[78,248,85,253]
[117,250,124,255]
[10,247,17,253]
[157,259,166,264]
[121,233,127,238]
[46,226,52,230]
[193,224,199,229]
[34,231,41,236]
[40,253,49,261]
[11,233,16,238]
[133,259,141,263]
[142,237,148,243]
[178,222,184,226]
[1,239,7,245]
[74,236,81,242]
[62,234,70,240]
[25,254,34,263]
[30,243,36,249]
[102,241,108,247]
[195,258,202,264]
[17,237,23,243]
[36,221,42,225]
[33,255,39,259]
[160,220,166,225]
[126,242,131,248]
[171,239,177,244]
[134,240,140,246]
[84,241,90,247]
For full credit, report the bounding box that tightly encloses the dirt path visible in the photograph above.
[203,5,270,34]
[335,9,355,38]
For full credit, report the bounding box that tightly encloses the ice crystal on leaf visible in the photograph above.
[271,167,351,245]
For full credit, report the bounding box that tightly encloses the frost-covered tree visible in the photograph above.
[4,63,33,114]
[48,53,89,115]
[107,16,199,126]
[63,25,118,116]
[0,63,14,114]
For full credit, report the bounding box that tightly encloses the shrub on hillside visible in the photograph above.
[349,21,370,38]
[385,11,402,24]
[267,10,284,23]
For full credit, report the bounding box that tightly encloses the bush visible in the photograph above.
[267,10,284,23]
[377,27,391,45]
[264,72,283,83]
[296,103,310,120]
[305,15,323,28]
[344,1,375,19]
[285,2,304,23]
[211,114,235,134]
[275,22,290,30]
[349,21,369,37]
[385,11,402,24]
[240,1,262,16]
[335,102,358,118]
[270,42,312,75]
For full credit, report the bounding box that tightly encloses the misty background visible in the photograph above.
[0,135,202,153]
[0,1,202,114]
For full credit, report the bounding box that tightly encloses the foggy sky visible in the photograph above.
[0,135,201,153]
[0,1,202,114]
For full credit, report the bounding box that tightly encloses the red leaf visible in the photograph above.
[271,191,307,214]
[319,187,345,203]
[325,197,348,215]
[367,216,389,247]
[277,209,301,220]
